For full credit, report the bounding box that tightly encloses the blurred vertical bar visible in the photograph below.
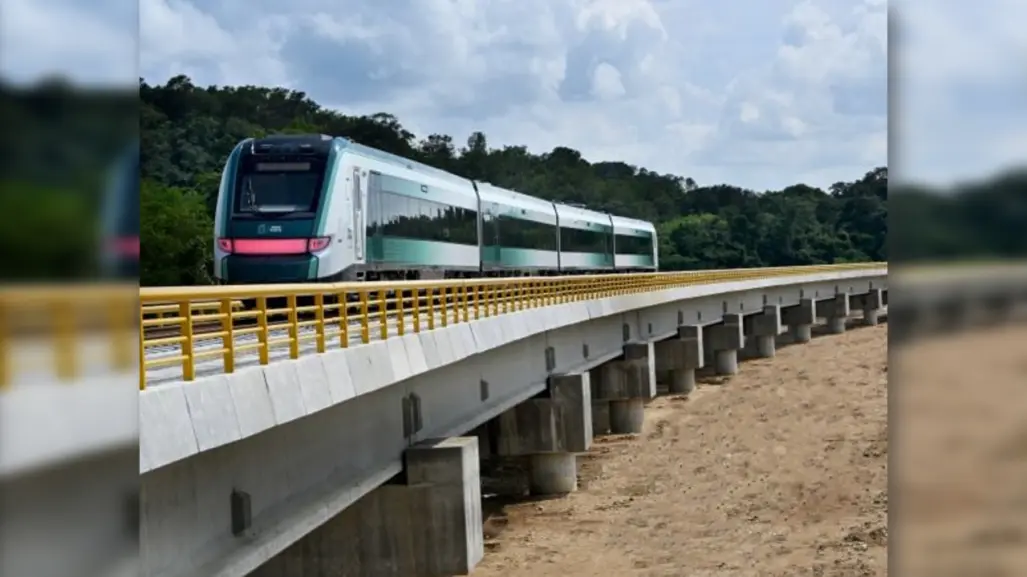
[0,1,139,577]
[890,1,1027,575]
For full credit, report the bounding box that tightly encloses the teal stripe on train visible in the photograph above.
[616,254,655,267]
[368,237,479,267]
[497,248,558,268]
[561,252,613,268]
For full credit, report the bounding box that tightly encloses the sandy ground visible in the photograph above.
[475,322,889,577]
[893,324,1027,577]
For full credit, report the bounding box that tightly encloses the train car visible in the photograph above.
[552,202,615,273]
[213,133,658,285]
[476,181,560,276]
[610,214,658,271]
[360,145,480,281]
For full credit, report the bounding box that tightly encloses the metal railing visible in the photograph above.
[139,263,885,389]
[0,283,137,389]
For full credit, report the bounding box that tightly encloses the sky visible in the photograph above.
[1,0,1023,191]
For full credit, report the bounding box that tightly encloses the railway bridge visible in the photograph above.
[139,263,891,577]
[6,262,1027,577]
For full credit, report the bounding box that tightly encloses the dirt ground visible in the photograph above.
[893,324,1027,577]
[475,322,889,577]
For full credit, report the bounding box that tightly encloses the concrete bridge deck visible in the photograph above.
[139,265,889,577]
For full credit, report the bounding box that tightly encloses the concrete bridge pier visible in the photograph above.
[594,342,655,434]
[658,325,704,395]
[748,305,783,358]
[252,437,484,577]
[588,388,611,436]
[852,288,884,326]
[495,372,593,495]
[706,313,744,375]
[820,293,851,334]
[783,298,816,343]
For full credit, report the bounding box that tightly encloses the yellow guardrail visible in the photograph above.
[139,262,886,390]
[0,283,137,389]
[142,300,244,320]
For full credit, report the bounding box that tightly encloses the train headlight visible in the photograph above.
[307,236,332,252]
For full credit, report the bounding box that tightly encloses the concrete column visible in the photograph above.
[495,372,592,495]
[863,309,879,326]
[590,398,611,436]
[609,399,645,433]
[860,288,883,326]
[749,305,783,358]
[654,325,703,395]
[707,314,743,375]
[821,293,850,334]
[252,437,484,577]
[594,342,654,434]
[714,349,738,374]
[528,453,577,495]
[755,335,775,357]
[827,316,846,333]
[782,298,816,344]
[670,368,696,395]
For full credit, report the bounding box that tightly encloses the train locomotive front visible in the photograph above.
[213,134,353,286]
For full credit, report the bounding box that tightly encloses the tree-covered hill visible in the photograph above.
[139,75,888,286]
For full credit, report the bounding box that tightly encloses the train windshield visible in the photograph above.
[234,160,324,217]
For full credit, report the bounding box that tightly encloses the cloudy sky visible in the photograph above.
[2,0,1023,190]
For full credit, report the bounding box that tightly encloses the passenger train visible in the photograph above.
[212,134,657,284]
[101,142,140,280]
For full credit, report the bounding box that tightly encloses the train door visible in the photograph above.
[352,167,365,260]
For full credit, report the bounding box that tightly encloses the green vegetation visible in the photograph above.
[0,80,136,280]
[10,79,1027,285]
[140,75,889,286]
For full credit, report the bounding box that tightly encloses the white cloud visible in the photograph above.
[0,0,136,85]
[893,0,1027,185]
[591,62,625,100]
[2,0,901,190]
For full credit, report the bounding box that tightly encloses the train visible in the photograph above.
[100,142,140,280]
[212,134,657,285]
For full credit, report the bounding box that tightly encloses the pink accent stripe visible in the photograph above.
[111,237,139,257]
[233,238,308,255]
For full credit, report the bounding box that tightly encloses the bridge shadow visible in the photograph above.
[479,456,568,551]
[477,434,637,552]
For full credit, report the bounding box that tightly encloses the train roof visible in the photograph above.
[609,214,657,234]
[475,181,557,216]
[553,201,613,228]
[330,136,476,191]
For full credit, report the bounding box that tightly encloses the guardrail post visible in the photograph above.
[337,291,349,348]
[359,291,370,344]
[257,297,269,364]
[287,295,300,359]
[313,294,326,353]
[178,302,195,381]
[377,289,388,341]
[396,289,406,337]
[220,298,235,373]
